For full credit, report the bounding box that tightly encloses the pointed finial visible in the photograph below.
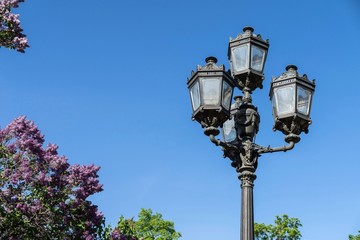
[243,26,254,33]
[286,65,298,71]
[205,56,217,64]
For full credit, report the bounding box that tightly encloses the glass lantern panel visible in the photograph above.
[231,44,249,72]
[271,93,277,117]
[251,45,265,72]
[297,86,312,116]
[222,118,236,142]
[200,78,221,105]
[273,84,295,116]
[222,81,233,110]
[190,81,200,111]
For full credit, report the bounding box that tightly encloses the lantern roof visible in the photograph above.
[197,56,223,70]
[229,27,269,50]
[188,57,228,81]
[272,65,316,89]
[187,56,233,86]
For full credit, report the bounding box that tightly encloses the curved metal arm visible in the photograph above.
[209,134,241,162]
[209,134,228,147]
[209,133,298,156]
[255,134,300,154]
[257,141,295,154]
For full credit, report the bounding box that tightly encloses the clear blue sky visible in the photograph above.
[1,0,360,239]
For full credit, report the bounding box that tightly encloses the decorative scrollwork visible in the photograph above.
[205,88,298,188]
[272,66,314,84]
[230,31,267,43]
[273,117,290,133]
[200,116,221,129]
[290,116,301,134]
[240,140,258,167]
[274,70,297,81]
[197,62,224,71]
[273,115,310,136]
[222,144,240,163]
[239,171,257,188]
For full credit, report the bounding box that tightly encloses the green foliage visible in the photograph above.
[255,214,302,240]
[114,208,181,240]
[349,231,360,240]
[255,223,271,240]
[116,216,137,238]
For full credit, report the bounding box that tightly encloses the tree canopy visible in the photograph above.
[110,208,181,240]
[254,214,302,240]
[349,231,360,240]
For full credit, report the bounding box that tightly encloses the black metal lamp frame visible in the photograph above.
[187,27,316,240]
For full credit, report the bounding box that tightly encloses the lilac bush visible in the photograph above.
[0,117,180,239]
[0,116,104,239]
[0,0,29,52]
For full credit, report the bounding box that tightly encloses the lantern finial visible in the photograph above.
[243,26,254,33]
[205,56,218,64]
[286,65,298,71]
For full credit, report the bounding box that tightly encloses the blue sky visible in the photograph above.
[1,0,360,239]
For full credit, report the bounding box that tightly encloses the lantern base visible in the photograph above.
[285,133,300,144]
[273,115,312,135]
[234,71,265,92]
[204,127,220,136]
[192,106,231,129]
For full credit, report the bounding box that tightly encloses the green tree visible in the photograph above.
[110,208,181,240]
[255,214,302,240]
[349,231,360,240]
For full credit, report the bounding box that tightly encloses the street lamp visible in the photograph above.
[187,27,316,240]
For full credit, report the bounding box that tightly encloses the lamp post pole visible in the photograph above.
[239,158,257,240]
[187,27,315,240]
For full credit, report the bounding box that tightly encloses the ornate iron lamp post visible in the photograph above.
[187,27,316,240]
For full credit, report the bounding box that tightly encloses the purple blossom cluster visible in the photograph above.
[0,116,104,239]
[0,0,29,52]
[109,229,138,240]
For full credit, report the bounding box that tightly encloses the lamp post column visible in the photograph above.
[239,166,256,240]
[235,97,260,240]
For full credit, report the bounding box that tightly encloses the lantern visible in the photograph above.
[270,65,315,135]
[228,27,269,91]
[187,57,235,130]
[222,96,242,143]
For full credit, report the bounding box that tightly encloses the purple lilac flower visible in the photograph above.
[0,116,104,239]
[0,0,29,52]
